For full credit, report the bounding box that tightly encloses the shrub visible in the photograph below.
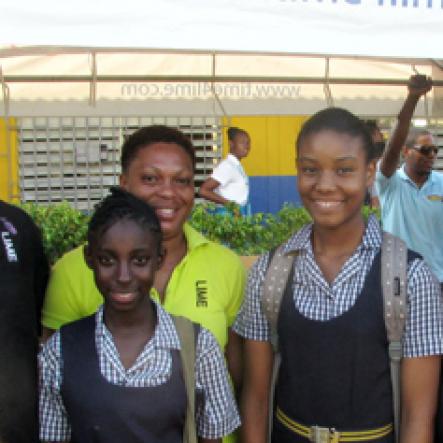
[189,202,380,255]
[21,201,380,263]
[189,202,312,256]
[20,202,89,265]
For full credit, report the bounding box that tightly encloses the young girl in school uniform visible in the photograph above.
[233,108,443,443]
[39,187,239,443]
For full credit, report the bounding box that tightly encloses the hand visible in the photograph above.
[408,74,432,97]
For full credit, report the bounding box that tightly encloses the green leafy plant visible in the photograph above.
[188,202,312,256]
[20,202,89,264]
[20,200,380,263]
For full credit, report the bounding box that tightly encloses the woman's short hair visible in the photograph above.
[121,125,195,173]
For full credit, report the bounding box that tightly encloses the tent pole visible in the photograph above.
[3,74,443,86]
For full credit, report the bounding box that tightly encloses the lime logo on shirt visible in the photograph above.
[427,195,443,202]
[1,231,18,262]
[196,280,208,307]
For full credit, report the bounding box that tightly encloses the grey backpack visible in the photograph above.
[261,231,407,443]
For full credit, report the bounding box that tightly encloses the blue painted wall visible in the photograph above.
[249,175,302,214]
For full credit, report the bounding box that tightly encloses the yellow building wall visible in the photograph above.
[0,118,19,203]
[222,116,308,176]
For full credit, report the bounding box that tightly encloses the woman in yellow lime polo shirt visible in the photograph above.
[42,126,246,424]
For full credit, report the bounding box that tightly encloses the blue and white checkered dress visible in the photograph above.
[39,300,240,441]
[233,215,443,358]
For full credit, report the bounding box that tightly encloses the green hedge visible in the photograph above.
[20,201,379,263]
[189,202,312,256]
[20,202,89,265]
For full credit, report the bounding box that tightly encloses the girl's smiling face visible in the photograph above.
[297,129,375,231]
[85,218,162,313]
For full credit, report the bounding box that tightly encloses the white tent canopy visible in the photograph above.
[1,0,443,116]
[1,49,442,117]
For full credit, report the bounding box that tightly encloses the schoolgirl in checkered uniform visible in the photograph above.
[39,188,239,443]
[234,108,443,443]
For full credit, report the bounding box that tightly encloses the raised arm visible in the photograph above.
[380,74,432,178]
[240,339,274,443]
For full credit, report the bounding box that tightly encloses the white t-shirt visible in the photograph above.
[211,154,249,205]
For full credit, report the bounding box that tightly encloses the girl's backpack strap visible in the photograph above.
[381,231,407,443]
[261,243,297,352]
[173,315,199,443]
[261,243,297,441]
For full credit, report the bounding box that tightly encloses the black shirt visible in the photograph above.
[0,201,49,443]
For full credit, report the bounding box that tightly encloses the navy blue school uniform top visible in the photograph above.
[233,215,443,433]
[39,300,240,442]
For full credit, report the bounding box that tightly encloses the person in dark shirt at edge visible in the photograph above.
[0,199,49,443]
